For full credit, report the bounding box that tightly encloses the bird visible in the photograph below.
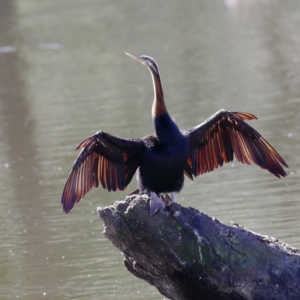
[62,53,288,215]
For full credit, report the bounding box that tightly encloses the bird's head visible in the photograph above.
[125,53,159,75]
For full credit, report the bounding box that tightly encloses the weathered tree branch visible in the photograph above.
[98,195,300,300]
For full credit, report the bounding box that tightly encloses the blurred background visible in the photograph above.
[0,0,299,299]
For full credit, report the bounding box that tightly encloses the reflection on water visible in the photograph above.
[0,0,299,299]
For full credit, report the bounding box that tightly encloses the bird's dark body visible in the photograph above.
[61,53,288,214]
[138,113,189,194]
[139,136,189,195]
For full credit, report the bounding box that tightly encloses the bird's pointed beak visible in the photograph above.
[125,52,146,65]
[125,52,159,75]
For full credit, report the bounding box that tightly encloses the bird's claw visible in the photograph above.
[149,192,174,215]
[149,192,166,215]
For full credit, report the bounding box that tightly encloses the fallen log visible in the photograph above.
[98,194,300,300]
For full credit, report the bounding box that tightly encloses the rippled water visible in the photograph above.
[0,1,299,299]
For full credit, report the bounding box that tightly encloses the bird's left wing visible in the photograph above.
[183,110,288,179]
[62,131,145,213]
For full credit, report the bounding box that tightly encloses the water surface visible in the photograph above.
[0,1,299,299]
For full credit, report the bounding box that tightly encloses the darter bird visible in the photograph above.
[62,53,288,214]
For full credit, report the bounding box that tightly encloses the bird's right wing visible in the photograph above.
[62,131,145,213]
[183,110,288,179]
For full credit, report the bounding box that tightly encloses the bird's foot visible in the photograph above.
[149,192,166,215]
[121,189,175,216]
[161,193,173,205]
[171,192,176,203]
[149,192,176,215]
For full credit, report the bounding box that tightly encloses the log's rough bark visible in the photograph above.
[98,194,300,300]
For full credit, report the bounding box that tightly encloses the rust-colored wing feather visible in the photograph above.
[62,131,145,213]
[184,109,288,179]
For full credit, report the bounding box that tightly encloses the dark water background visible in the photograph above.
[0,1,299,299]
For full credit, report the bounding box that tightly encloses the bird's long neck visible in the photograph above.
[150,71,166,118]
[149,69,181,143]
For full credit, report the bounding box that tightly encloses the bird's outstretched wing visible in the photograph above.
[184,110,288,179]
[62,131,145,213]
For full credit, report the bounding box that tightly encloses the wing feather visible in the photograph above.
[185,109,288,178]
[62,131,145,213]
